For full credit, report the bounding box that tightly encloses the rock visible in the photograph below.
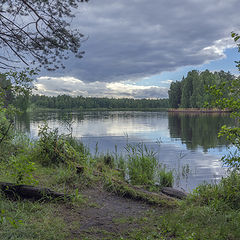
[161,187,188,199]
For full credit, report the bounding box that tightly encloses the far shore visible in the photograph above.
[168,108,231,113]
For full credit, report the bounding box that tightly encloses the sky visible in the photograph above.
[35,0,240,99]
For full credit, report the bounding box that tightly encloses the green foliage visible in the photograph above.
[188,171,240,210]
[206,38,240,169]
[168,80,182,108]
[125,143,173,188]
[0,69,36,151]
[0,209,23,228]
[36,122,87,166]
[158,172,240,239]
[160,202,240,240]
[0,111,13,147]
[157,168,174,188]
[30,94,169,110]
[125,143,158,185]
[0,133,38,185]
[8,154,38,185]
[232,32,240,71]
[0,195,67,240]
[168,69,235,108]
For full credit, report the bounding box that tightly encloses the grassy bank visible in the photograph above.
[1,124,240,239]
[0,125,177,239]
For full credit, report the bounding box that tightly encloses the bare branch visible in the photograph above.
[0,0,89,70]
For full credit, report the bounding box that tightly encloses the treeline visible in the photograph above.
[168,70,236,108]
[30,95,169,110]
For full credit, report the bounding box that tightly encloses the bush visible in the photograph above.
[188,171,240,210]
[8,153,38,185]
[35,122,88,166]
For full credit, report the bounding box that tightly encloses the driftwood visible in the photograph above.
[0,182,70,201]
[161,187,188,199]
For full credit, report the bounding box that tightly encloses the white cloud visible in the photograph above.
[35,76,168,98]
[200,38,236,59]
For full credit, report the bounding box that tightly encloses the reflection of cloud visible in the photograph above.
[34,76,168,98]
[28,111,227,191]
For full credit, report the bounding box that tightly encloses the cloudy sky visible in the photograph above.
[35,0,240,98]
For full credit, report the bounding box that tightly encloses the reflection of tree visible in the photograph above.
[15,112,30,132]
[168,112,233,152]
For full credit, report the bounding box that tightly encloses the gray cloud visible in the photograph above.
[35,76,168,98]
[38,0,239,95]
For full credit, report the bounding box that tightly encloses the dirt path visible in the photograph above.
[57,187,167,239]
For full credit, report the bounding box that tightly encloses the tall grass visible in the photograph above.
[124,143,173,188]
[125,143,157,185]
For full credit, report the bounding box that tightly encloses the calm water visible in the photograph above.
[16,110,234,191]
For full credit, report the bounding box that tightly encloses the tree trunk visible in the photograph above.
[0,182,70,201]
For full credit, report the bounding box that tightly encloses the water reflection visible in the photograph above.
[168,112,233,152]
[15,110,233,191]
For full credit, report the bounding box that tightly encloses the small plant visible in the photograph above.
[157,168,174,188]
[71,188,86,204]
[103,155,115,168]
[0,209,23,228]
[115,155,127,179]
[8,153,38,185]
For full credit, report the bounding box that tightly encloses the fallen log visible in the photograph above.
[161,187,188,199]
[0,182,70,201]
[92,171,178,207]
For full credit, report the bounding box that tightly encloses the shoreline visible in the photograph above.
[168,108,231,113]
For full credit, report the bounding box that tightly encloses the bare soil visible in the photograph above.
[56,187,166,239]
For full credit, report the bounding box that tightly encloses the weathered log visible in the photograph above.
[0,182,70,201]
[161,187,188,199]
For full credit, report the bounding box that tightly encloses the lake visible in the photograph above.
[16,110,234,192]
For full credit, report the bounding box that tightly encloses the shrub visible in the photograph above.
[8,153,38,185]
[35,122,87,166]
[188,171,240,210]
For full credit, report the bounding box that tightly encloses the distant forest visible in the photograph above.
[30,95,169,110]
[168,70,236,108]
[1,69,237,111]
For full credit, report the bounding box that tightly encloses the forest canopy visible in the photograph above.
[168,70,237,108]
[30,95,169,110]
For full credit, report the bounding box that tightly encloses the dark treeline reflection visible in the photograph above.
[16,111,234,154]
[168,112,234,152]
[15,111,85,133]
